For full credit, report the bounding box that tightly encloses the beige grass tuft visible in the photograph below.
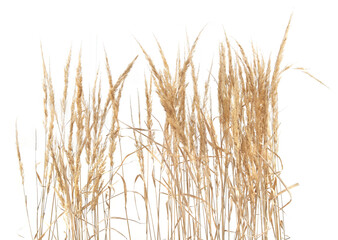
[16,20,306,239]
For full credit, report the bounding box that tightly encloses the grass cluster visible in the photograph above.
[16,19,301,240]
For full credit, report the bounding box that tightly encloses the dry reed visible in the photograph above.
[16,20,305,240]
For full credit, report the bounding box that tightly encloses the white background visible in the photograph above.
[1,0,337,239]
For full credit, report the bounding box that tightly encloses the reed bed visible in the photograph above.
[16,19,299,240]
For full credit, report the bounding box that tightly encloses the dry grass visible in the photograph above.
[16,19,303,239]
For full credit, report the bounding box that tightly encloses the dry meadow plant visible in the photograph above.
[16,18,311,239]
